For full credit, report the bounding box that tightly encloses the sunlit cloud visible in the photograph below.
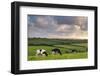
[28,15,88,39]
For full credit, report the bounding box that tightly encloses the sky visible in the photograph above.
[28,15,88,39]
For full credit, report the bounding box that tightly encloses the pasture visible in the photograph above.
[28,38,88,61]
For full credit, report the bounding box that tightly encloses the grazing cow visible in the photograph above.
[52,48,62,55]
[36,49,48,56]
[65,49,77,53]
[71,49,77,53]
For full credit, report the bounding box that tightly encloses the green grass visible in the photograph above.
[28,38,88,61]
[72,43,88,47]
[28,52,87,61]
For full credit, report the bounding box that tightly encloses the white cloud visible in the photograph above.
[56,24,73,33]
[48,24,88,39]
[28,15,88,39]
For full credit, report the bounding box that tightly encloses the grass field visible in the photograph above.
[28,38,88,61]
[28,53,87,61]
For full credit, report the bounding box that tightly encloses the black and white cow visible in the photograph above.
[66,49,77,53]
[36,49,48,56]
[52,48,62,55]
[71,49,77,53]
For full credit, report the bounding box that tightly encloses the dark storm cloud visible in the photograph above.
[54,16,76,25]
[28,15,88,39]
[53,16,88,31]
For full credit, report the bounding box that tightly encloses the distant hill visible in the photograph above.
[28,38,87,46]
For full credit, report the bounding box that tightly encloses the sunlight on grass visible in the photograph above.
[28,52,87,61]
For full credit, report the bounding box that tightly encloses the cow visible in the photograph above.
[65,49,77,53]
[36,49,48,56]
[71,49,77,53]
[52,48,62,55]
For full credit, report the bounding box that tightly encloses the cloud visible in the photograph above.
[56,24,73,33]
[48,24,88,39]
[28,15,88,39]
[75,16,88,30]
[35,16,49,28]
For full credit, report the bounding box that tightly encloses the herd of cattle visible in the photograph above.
[36,48,77,56]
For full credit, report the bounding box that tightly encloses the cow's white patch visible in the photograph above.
[36,49,46,56]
